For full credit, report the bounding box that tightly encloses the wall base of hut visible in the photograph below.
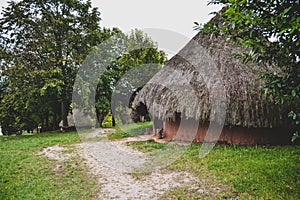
[163,120,296,145]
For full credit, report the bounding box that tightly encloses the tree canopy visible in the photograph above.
[197,0,300,140]
[95,29,167,126]
[0,0,104,133]
[0,0,167,134]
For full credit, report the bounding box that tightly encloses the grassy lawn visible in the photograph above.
[0,131,99,200]
[107,121,152,140]
[127,140,300,199]
[1,128,299,199]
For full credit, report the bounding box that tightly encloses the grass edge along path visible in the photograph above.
[0,131,99,200]
[127,140,300,199]
[107,121,152,140]
[1,129,299,199]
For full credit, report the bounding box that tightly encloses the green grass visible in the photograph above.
[126,139,165,152]
[202,145,300,199]
[126,141,300,199]
[0,131,99,200]
[2,129,299,199]
[107,121,152,140]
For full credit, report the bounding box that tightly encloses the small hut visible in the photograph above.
[132,15,294,145]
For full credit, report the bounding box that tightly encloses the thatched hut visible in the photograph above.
[132,16,294,145]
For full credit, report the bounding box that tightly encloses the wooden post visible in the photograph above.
[152,105,156,135]
[156,128,160,137]
[153,119,156,135]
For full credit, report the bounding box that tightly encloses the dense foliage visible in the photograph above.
[0,0,104,133]
[95,29,167,127]
[197,0,300,139]
[0,0,167,134]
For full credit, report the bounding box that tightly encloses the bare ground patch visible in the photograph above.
[38,144,73,161]
[38,131,234,199]
[78,141,204,199]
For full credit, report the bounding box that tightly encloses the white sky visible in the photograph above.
[0,0,222,54]
[93,0,221,38]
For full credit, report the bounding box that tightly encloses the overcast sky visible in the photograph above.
[0,0,222,54]
[93,1,221,38]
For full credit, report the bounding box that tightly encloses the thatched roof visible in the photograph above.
[132,15,290,129]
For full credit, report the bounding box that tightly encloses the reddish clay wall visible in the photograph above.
[163,119,295,145]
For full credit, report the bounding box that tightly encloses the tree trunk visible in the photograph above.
[45,113,49,131]
[61,101,68,127]
[95,109,101,128]
[53,113,59,130]
[112,116,116,127]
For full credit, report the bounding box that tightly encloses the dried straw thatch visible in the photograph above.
[133,16,290,129]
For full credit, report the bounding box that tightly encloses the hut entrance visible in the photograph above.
[131,103,150,123]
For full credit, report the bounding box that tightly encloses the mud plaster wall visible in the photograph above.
[163,119,294,145]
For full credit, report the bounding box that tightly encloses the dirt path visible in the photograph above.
[39,129,217,199]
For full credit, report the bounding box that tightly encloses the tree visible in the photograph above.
[0,0,104,132]
[198,1,300,140]
[95,29,167,127]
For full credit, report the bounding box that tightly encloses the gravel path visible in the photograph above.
[39,129,213,199]
[79,140,203,199]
